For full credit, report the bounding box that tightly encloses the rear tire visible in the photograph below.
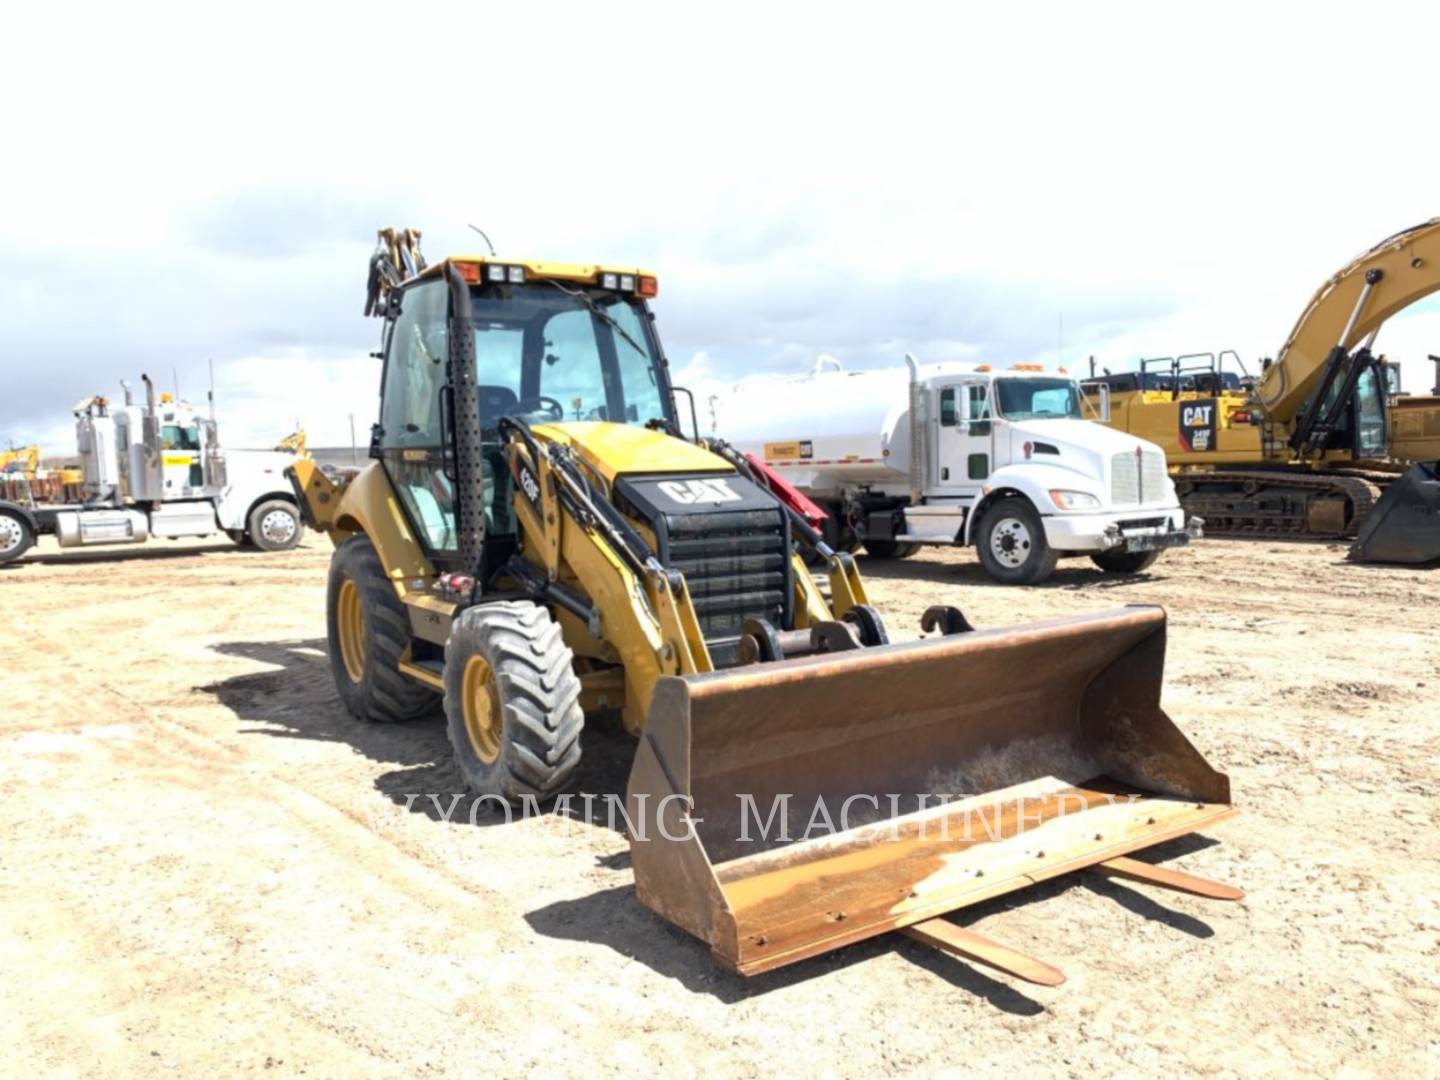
[444,601,583,803]
[975,497,1059,585]
[0,510,34,564]
[1090,549,1161,574]
[247,498,303,551]
[862,539,921,559]
[326,534,436,723]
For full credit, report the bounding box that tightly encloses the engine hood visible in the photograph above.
[531,421,731,481]
[1000,418,1167,488]
[1012,418,1163,458]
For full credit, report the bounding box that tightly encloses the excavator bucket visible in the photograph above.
[627,606,1234,976]
[1351,462,1440,564]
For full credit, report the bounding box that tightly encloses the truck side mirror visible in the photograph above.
[1080,383,1111,422]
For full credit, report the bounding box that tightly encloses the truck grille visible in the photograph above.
[666,509,789,665]
[1111,451,1168,506]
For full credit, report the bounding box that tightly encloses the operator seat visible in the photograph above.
[477,384,520,536]
[477,385,519,430]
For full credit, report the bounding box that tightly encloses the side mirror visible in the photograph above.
[1080,383,1111,422]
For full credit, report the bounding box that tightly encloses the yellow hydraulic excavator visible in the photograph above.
[1088,218,1440,562]
[287,227,1241,983]
[275,429,308,457]
[0,444,40,479]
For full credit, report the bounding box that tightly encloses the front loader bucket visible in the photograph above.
[1352,462,1440,564]
[627,606,1233,976]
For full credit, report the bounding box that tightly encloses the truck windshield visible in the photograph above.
[469,284,671,427]
[994,378,1082,419]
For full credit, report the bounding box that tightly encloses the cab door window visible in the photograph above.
[380,281,448,449]
[379,280,457,552]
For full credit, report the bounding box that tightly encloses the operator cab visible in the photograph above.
[373,258,677,572]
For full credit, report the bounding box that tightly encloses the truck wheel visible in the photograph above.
[1090,549,1161,574]
[327,534,437,723]
[976,497,1059,585]
[444,601,583,803]
[863,539,921,559]
[247,499,303,551]
[0,510,34,564]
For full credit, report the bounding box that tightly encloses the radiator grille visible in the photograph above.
[1111,451,1168,505]
[665,509,789,663]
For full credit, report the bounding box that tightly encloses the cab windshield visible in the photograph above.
[994,377,1083,419]
[469,283,671,428]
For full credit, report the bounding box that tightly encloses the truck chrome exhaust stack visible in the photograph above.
[905,352,922,504]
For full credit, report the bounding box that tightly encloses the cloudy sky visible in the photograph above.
[4,2,1438,452]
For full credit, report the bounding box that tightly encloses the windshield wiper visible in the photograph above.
[545,279,650,361]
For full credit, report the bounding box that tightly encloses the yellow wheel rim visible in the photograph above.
[461,654,502,764]
[336,578,366,682]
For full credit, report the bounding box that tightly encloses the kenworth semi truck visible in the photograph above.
[0,375,302,564]
[713,356,1198,584]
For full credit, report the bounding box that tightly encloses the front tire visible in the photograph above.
[247,498,303,551]
[0,510,34,564]
[975,497,1059,585]
[863,539,921,559]
[444,601,584,803]
[1090,549,1161,574]
[326,534,436,723]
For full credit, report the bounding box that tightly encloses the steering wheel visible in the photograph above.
[513,396,565,421]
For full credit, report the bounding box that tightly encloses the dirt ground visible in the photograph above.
[2,532,1437,1077]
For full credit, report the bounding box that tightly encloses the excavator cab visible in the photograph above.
[287,228,1241,983]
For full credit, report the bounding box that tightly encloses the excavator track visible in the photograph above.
[1174,469,1383,540]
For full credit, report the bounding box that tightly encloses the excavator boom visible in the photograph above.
[1260,218,1440,425]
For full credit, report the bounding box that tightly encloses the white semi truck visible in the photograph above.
[0,375,303,564]
[713,356,1199,584]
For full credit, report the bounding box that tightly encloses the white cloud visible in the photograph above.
[3,1,1439,455]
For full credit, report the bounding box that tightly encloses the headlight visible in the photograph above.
[1049,489,1101,511]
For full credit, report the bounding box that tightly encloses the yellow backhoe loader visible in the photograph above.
[288,228,1240,982]
[1086,217,1440,563]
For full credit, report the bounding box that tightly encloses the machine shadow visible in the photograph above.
[851,553,1167,591]
[17,541,253,567]
[208,640,1221,1003]
[203,638,636,829]
[523,884,1049,1013]
[526,832,1222,1007]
